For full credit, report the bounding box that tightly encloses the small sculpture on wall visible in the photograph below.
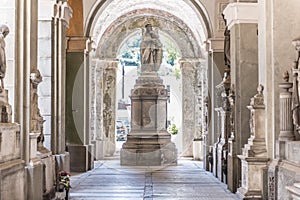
[222,14,230,68]
[0,24,9,91]
[140,23,163,72]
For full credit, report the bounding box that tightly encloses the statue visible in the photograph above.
[222,14,230,68]
[0,24,9,90]
[140,23,163,72]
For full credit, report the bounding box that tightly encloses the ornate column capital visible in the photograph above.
[223,2,258,30]
[54,0,73,27]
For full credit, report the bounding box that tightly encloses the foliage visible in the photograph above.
[168,123,178,135]
[174,67,181,80]
[165,41,178,66]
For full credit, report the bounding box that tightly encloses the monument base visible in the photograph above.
[121,131,177,166]
[237,156,268,200]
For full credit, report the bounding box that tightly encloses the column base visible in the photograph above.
[68,144,94,172]
[54,152,70,173]
[121,131,177,166]
[37,148,56,200]
[237,156,268,200]
[193,139,203,160]
[227,154,240,192]
[237,187,263,200]
[26,158,44,200]
[92,140,105,160]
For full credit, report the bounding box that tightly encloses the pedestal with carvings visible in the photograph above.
[237,85,269,199]
[0,90,25,200]
[121,72,177,166]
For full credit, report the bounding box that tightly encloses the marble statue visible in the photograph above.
[222,14,230,68]
[140,23,162,72]
[0,24,9,90]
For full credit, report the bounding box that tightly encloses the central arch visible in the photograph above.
[85,0,212,158]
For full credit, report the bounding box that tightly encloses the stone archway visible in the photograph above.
[85,0,212,159]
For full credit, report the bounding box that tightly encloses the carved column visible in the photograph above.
[51,0,72,171]
[180,59,198,157]
[193,61,206,160]
[91,59,105,160]
[102,60,118,156]
[237,85,269,199]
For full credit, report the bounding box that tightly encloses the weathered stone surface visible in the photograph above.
[69,159,239,200]
[0,159,25,200]
[0,123,21,163]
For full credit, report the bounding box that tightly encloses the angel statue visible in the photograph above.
[140,23,163,72]
[0,24,9,90]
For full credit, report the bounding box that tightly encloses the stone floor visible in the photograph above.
[69,157,239,200]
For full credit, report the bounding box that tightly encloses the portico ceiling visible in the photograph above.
[87,0,210,59]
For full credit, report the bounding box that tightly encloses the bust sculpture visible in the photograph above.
[140,23,162,72]
[0,24,9,90]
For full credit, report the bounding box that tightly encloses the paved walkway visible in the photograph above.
[69,158,239,200]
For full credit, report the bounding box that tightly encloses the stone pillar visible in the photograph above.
[51,0,72,172]
[91,59,105,160]
[193,60,206,160]
[224,1,259,156]
[65,36,96,172]
[237,85,269,199]
[102,60,118,156]
[224,3,259,192]
[180,59,198,157]
[206,38,225,174]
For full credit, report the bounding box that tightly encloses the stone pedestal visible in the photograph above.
[37,148,56,199]
[193,139,203,160]
[26,132,44,200]
[0,89,26,199]
[121,73,177,166]
[227,137,239,192]
[0,123,25,200]
[268,75,295,199]
[237,85,269,199]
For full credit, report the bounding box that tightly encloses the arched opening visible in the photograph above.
[85,0,211,161]
[115,30,183,154]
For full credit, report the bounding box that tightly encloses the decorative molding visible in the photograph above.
[223,3,258,30]
[206,38,224,53]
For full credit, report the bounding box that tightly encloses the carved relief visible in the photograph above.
[103,66,116,140]
[103,92,112,138]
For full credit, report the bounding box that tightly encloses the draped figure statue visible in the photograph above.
[140,23,163,72]
[0,24,9,89]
